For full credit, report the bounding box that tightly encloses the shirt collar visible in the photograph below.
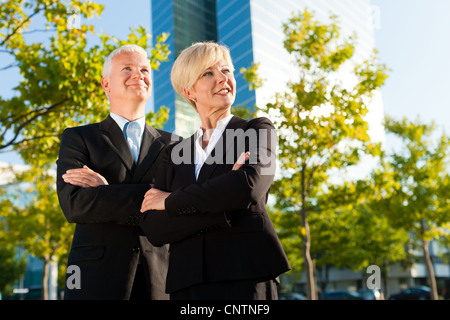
[110,113,146,134]
[195,114,234,139]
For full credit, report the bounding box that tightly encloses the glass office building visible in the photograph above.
[151,0,384,142]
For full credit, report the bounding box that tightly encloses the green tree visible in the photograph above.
[256,9,388,299]
[311,181,408,296]
[0,0,170,167]
[377,116,450,300]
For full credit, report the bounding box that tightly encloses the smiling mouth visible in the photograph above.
[215,88,231,95]
[128,83,148,89]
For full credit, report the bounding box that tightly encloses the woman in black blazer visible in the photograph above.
[139,41,290,300]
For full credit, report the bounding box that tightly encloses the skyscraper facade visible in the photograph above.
[151,0,384,143]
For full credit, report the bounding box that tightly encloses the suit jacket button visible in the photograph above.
[132,247,140,252]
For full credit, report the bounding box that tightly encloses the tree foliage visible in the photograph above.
[375,116,450,299]
[0,0,170,167]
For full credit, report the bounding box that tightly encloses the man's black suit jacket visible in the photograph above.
[139,115,291,294]
[56,115,178,299]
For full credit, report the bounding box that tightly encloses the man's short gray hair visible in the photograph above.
[102,44,148,78]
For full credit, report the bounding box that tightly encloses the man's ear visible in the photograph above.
[101,77,110,94]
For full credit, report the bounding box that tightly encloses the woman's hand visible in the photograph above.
[141,188,171,212]
[232,152,250,171]
[62,165,109,188]
[139,152,248,213]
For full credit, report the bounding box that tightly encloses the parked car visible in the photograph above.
[278,292,307,300]
[358,289,383,300]
[388,286,431,300]
[319,290,364,300]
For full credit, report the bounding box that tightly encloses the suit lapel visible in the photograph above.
[185,136,197,184]
[197,116,247,183]
[172,135,197,186]
[132,123,165,183]
[99,115,134,173]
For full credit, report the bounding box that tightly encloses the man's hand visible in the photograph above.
[62,165,109,188]
[141,188,170,212]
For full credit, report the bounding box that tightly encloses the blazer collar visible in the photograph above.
[168,135,197,185]
[99,115,134,171]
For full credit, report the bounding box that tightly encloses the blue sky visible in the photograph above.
[373,0,450,135]
[1,0,449,164]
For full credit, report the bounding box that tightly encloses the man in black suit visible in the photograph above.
[56,44,178,300]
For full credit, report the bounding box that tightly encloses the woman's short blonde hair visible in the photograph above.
[171,41,234,110]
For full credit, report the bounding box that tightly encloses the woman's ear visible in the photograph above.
[183,88,196,102]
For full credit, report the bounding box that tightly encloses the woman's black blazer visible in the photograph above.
[139,115,291,293]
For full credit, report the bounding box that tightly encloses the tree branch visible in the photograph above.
[1,133,61,152]
[22,28,57,35]
[0,5,45,47]
[1,98,70,126]
[0,62,19,71]
[0,98,69,150]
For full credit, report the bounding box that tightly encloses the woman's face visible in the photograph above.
[187,59,236,112]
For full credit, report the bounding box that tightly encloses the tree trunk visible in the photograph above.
[422,240,439,300]
[301,208,317,300]
[41,255,49,300]
[300,165,317,300]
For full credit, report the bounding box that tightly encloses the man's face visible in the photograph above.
[102,51,152,104]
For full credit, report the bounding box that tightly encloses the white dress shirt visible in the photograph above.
[194,114,233,180]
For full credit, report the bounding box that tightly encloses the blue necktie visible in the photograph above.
[123,121,140,163]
